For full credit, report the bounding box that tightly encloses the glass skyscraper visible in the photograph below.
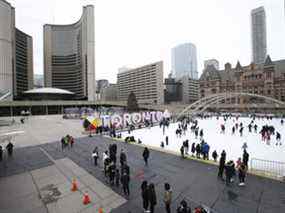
[251,6,267,64]
[171,43,198,80]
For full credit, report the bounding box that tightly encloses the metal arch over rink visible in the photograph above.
[176,92,285,120]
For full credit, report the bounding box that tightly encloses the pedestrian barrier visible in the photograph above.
[250,158,285,181]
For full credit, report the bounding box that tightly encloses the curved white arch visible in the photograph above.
[177,92,285,120]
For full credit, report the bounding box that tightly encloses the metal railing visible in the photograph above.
[250,158,285,180]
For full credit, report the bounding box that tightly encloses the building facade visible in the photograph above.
[164,74,182,104]
[251,6,267,64]
[204,59,219,70]
[100,83,118,102]
[96,79,109,93]
[180,77,199,104]
[14,28,33,99]
[171,43,198,80]
[44,5,95,101]
[117,61,164,105]
[199,56,285,105]
[0,0,14,100]
[0,0,33,100]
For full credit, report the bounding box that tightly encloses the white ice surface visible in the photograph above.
[122,117,285,166]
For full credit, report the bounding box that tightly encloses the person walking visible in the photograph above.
[242,149,249,167]
[121,172,130,196]
[166,136,169,146]
[141,181,149,212]
[148,183,157,213]
[238,163,247,186]
[225,160,235,186]
[120,149,127,167]
[92,147,99,166]
[61,137,65,151]
[184,140,189,155]
[180,145,185,158]
[164,183,172,213]
[212,150,218,162]
[191,142,196,157]
[143,147,150,166]
[218,150,226,180]
[6,142,14,157]
[195,143,201,158]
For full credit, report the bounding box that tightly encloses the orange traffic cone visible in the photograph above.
[83,192,91,205]
[71,178,78,192]
[98,207,103,213]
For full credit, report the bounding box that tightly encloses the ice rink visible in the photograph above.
[122,117,285,166]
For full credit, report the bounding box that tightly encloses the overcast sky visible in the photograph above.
[9,0,285,83]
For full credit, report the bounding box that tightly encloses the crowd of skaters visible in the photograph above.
[174,116,252,187]
[57,113,283,212]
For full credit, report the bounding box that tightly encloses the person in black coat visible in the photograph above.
[242,149,249,167]
[121,172,130,196]
[225,160,235,185]
[218,150,226,179]
[191,143,195,157]
[212,150,218,162]
[148,183,157,213]
[142,147,150,166]
[166,136,169,145]
[141,181,149,211]
[180,145,184,158]
[6,142,14,157]
[120,149,127,167]
[195,143,201,158]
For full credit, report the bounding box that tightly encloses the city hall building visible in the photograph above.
[44,5,95,101]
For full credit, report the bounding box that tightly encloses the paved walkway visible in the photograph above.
[1,134,285,213]
[0,148,126,213]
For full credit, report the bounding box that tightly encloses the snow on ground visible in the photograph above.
[122,117,285,168]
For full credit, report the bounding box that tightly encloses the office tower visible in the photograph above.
[171,43,198,80]
[44,5,95,100]
[0,0,33,100]
[117,61,164,105]
[251,6,267,64]
[14,29,34,99]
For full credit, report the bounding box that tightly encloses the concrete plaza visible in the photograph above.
[0,115,284,213]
